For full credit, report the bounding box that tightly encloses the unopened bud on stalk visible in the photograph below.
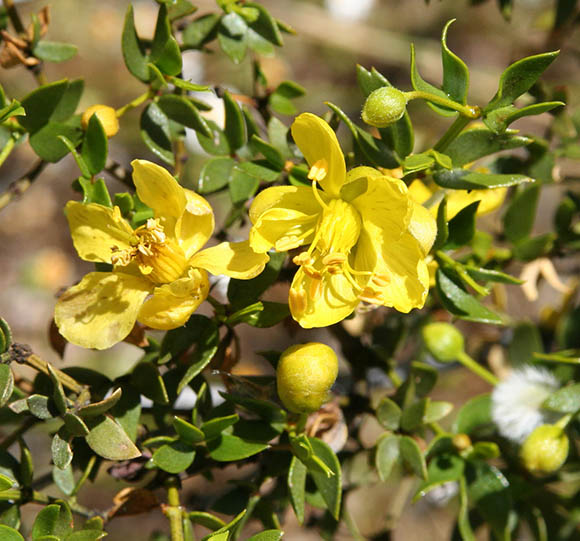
[362,86,407,127]
[276,342,338,414]
[81,104,119,137]
[422,322,465,363]
[520,424,569,474]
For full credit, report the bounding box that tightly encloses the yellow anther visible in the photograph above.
[289,288,307,316]
[371,273,390,288]
[303,265,322,280]
[309,278,323,300]
[307,158,328,182]
[322,253,346,267]
[293,252,313,266]
[359,287,384,305]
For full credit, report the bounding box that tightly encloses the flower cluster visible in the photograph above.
[55,113,437,348]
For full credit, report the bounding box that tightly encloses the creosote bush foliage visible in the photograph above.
[0,0,579,539]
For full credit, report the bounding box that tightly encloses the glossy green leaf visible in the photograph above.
[109,385,141,442]
[457,477,476,541]
[158,95,211,137]
[152,440,195,473]
[463,441,500,461]
[140,103,174,165]
[269,81,305,115]
[63,411,88,437]
[197,156,234,194]
[173,416,205,445]
[131,362,168,405]
[29,122,82,162]
[433,168,532,190]
[46,363,67,416]
[485,51,559,111]
[0,100,24,124]
[249,135,284,170]
[66,531,107,540]
[445,201,479,249]
[167,77,209,92]
[197,120,230,156]
[122,5,149,82]
[432,197,449,251]
[229,164,259,203]
[375,433,399,482]
[542,383,580,413]
[288,456,306,524]
[20,79,69,132]
[513,233,555,261]
[424,401,453,423]
[0,473,13,492]
[51,431,72,470]
[202,510,246,541]
[484,101,563,133]
[308,437,341,520]
[85,416,141,460]
[376,397,401,430]
[78,388,122,417]
[202,414,239,441]
[73,177,112,207]
[207,434,269,461]
[509,321,543,367]
[81,114,107,176]
[404,152,435,174]
[414,453,465,501]
[188,511,226,530]
[503,184,539,243]
[453,393,492,435]
[27,394,55,419]
[218,14,248,64]
[0,365,13,408]
[410,361,439,397]
[0,318,12,354]
[436,268,503,324]
[52,79,84,122]
[247,530,284,541]
[399,436,427,480]
[33,41,77,63]
[464,266,523,285]
[183,13,220,48]
[445,128,531,167]
[0,525,23,541]
[466,460,511,537]
[441,19,469,106]
[31,502,73,540]
[52,463,75,496]
[401,398,428,431]
[246,2,283,46]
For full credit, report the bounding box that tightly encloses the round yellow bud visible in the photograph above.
[422,322,465,363]
[276,342,338,414]
[362,86,407,128]
[81,105,119,137]
[520,424,569,475]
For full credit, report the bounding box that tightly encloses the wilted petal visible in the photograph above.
[55,272,151,350]
[138,268,209,330]
[65,202,134,263]
[190,240,269,279]
[291,113,346,197]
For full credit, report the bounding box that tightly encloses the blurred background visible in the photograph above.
[1,0,579,538]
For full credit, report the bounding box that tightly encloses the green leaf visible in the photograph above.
[51,431,73,470]
[485,51,559,111]
[202,414,239,441]
[288,456,306,525]
[433,168,532,190]
[464,266,523,285]
[441,19,469,106]
[432,197,449,251]
[414,453,465,501]
[399,436,427,480]
[0,525,23,541]
[197,120,230,156]
[27,394,55,419]
[229,164,259,203]
[20,79,69,132]
[436,268,503,324]
[73,178,112,207]
[167,77,209,92]
[59,135,91,178]
[33,41,77,63]
[411,361,438,397]
[0,365,14,408]
[308,437,341,520]
[457,477,476,541]
[503,184,539,243]
[0,317,10,354]
[484,101,564,134]
[173,416,205,445]
[110,385,141,442]
[445,128,531,167]
[508,322,543,367]
[31,502,73,540]
[375,433,399,482]
[466,460,511,538]
[207,434,269,461]
[202,510,246,541]
[197,156,234,194]
[376,397,401,430]
[247,530,284,541]
[463,441,500,461]
[424,401,453,423]
[131,361,169,405]
[29,122,82,162]
[182,13,220,48]
[77,388,122,417]
[46,363,67,416]
[218,14,248,64]
[232,301,290,328]
[401,398,428,431]
[0,100,24,124]
[81,114,107,176]
[52,79,84,122]
[513,233,555,261]
[246,2,283,46]
[269,81,306,115]
[85,416,141,460]
[52,463,75,496]
[158,95,211,137]
[249,135,284,170]
[445,201,479,249]
[0,473,13,492]
[140,103,174,165]
[410,43,456,117]
[66,531,107,540]
[453,394,492,435]
[404,152,435,174]
[188,511,226,530]
[122,5,149,82]
[542,383,580,413]
[152,440,195,473]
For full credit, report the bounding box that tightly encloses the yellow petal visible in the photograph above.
[445,187,507,219]
[131,160,187,219]
[408,179,433,205]
[55,272,151,350]
[409,201,437,255]
[249,185,324,224]
[351,175,412,243]
[289,264,359,328]
[176,189,215,259]
[65,202,134,263]
[190,240,269,279]
[138,268,209,330]
[291,113,346,198]
[355,230,429,313]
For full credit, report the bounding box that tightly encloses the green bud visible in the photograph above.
[520,424,569,474]
[422,322,465,363]
[361,86,407,128]
[276,342,338,414]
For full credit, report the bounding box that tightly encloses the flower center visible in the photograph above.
[111,218,188,284]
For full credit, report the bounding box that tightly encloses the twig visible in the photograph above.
[0,159,48,211]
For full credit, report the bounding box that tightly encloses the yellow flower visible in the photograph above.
[55,160,268,350]
[408,177,507,220]
[248,113,436,328]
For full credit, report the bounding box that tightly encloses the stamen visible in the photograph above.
[322,253,346,266]
[311,180,329,211]
[289,288,307,315]
[359,287,385,304]
[371,273,391,288]
[309,278,323,300]
[307,158,328,182]
[293,252,313,266]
